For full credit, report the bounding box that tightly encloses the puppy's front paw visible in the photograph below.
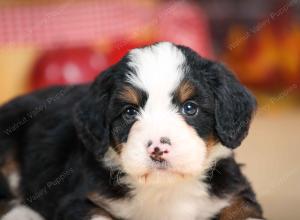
[1,205,44,220]
[91,216,112,220]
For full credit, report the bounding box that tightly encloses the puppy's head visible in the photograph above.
[74,42,256,183]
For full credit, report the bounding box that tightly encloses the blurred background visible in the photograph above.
[0,0,299,219]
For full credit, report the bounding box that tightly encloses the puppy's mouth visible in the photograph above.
[148,148,173,171]
[149,158,169,170]
[139,169,186,184]
[137,160,188,184]
[148,158,186,176]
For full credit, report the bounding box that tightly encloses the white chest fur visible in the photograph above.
[106,178,229,220]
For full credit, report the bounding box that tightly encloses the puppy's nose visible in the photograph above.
[150,147,166,162]
[147,137,171,162]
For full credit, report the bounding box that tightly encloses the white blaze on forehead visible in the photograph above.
[127,42,186,110]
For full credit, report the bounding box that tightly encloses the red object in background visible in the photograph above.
[28,1,213,89]
[106,3,213,65]
[31,47,108,89]
[157,2,213,59]
[224,22,300,91]
[107,39,156,66]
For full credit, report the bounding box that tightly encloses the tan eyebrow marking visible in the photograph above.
[118,86,140,105]
[177,80,196,103]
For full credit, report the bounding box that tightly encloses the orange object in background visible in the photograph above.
[223,20,300,91]
[0,47,38,104]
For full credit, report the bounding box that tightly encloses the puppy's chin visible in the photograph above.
[120,154,206,185]
[136,169,196,186]
[122,157,207,186]
[120,125,209,185]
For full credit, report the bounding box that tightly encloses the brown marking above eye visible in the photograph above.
[176,80,196,103]
[118,86,140,105]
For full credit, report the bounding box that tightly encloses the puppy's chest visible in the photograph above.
[107,181,228,220]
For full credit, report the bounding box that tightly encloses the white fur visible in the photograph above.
[102,144,232,220]
[1,205,44,220]
[7,171,20,195]
[127,42,185,94]
[121,112,208,180]
[109,179,228,220]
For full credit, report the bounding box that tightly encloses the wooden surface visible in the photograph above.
[236,110,300,220]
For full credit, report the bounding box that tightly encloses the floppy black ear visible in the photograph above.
[208,63,257,149]
[73,70,113,157]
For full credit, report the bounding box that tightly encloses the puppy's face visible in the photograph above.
[74,42,256,183]
[109,45,216,181]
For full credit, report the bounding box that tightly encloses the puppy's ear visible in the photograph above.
[208,63,257,149]
[73,70,113,156]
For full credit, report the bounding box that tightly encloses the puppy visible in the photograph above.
[0,42,263,220]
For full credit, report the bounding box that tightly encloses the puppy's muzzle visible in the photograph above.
[147,137,171,163]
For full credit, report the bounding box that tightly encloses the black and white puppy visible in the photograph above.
[0,42,263,220]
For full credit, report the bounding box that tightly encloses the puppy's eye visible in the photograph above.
[181,101,199,116]
[123,106,139,120]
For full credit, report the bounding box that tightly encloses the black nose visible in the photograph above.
[160,137,171,145]
[150,147,166,163]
